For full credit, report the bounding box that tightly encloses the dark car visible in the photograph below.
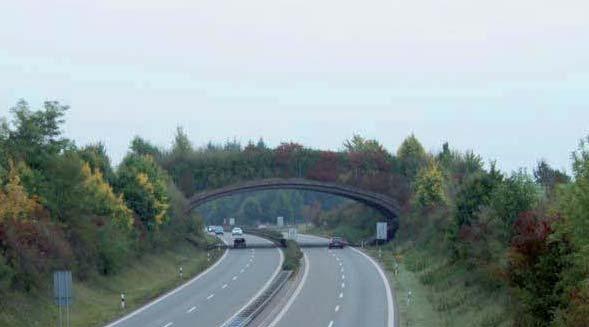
[233,238,246,249]
[328,237,346,249]
[214,226,224,235]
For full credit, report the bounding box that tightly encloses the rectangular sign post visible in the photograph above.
[53,270,73,327]
[277,216,284,227]
[229,218,235,226]
[376,222,388,241]
[376,222,388,259]
[288,228,298,241]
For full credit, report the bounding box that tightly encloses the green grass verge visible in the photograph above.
[0,238,223,327]
[282,240,303,272]
[367,245,512,327]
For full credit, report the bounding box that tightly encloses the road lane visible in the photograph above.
[274,234,390,327]
[106,233,282,327]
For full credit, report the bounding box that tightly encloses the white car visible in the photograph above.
[232,227,243,236]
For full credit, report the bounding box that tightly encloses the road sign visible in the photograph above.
[229,218,235,226]
[53,270,73,327]
[288,228,298,240]
[376,222,388,240]
[53,271,73,306]
[277,216,284,227]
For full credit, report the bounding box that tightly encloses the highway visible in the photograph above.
[105,233,283,327]
[269,234,393,327]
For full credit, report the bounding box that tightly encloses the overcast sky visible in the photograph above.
[1,0,588,172]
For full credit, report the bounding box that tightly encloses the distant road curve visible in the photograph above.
[104,233,283,327]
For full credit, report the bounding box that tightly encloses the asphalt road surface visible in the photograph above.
[270,234,393,327]
[105,233,283,327]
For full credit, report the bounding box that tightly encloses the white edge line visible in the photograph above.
[104,237,230,327]
[218,244,285,327]
[350,246,395,327]
[266,252,310,327]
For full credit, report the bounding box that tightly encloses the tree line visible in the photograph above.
[154,124,587,326]
[0,101,203,297]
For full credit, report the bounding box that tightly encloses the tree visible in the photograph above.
[116,154,170,230]
[78,143,115,184]
[455,171,502,227]
[80,162,133,229]
[415,160,446,208]
[6,100,71,169]
[491,170,538,236]
[397,134,427,180]
[130,136,160,158]
[0,162,42,222]
[534,160,570,194]
[508,212,571,326]
[172,127,193,157]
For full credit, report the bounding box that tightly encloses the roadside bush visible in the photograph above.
[282,240,303,272]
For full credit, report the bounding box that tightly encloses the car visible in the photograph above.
[232,227,243,236]
[207,225,216,233]
[233,237,246,248]
[214,226,224,235]
[328,237,346,249]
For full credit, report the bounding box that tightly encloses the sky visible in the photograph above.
[1,0,588,172]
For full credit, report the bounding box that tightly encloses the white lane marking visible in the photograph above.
[219,246,284,327]
[328,321,334,327]
[232,276,237,281]
[267,253,310,327]
[350,247,396,327]
[104,237,230,327]
[339,292,344,298]
[342,275,345,280]
[339,262,343,267]
[187,306,197,313]
[335,305,340,312]
[222,284,228,289]
[163,323,173,327]
[342,282,345,289]
[240,268,245,273]
[206,294,215,300]
[246,263,250,268]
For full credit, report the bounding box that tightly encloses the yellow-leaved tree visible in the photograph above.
[415,160,446,208]
[0,163,42,221]
[81,162,134,229]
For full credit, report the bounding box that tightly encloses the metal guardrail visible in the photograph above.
[221,270,292,327]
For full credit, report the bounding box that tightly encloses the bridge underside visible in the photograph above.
[188,178,401,240]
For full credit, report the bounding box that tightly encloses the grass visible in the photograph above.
[367,244,512,327]
[282,240,303,272]
[0,239,223,327]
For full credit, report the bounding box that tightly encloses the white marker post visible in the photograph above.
[121,293,125,310]
[179,266,183,279]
